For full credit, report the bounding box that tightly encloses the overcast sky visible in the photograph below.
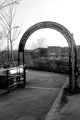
[15,0,80,49]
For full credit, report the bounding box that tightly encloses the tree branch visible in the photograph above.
[0,11,10,28]
[0,0,21,9]
[0,0,8,8]
[0,16,9,30]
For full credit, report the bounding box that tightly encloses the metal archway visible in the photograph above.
[18,21,77,92]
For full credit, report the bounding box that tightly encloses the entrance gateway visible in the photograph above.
[18,21,78,92]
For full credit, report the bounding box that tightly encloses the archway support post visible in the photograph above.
[69,34,78,93]
[72,34,78,91]
[69,34,75,92]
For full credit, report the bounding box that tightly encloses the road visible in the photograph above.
[0,69,67,120]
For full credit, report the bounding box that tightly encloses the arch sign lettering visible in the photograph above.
[18,21,77,92]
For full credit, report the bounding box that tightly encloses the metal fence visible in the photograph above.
[0,65,26,92]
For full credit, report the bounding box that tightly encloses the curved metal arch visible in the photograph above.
[18,21,75,52]
[18,21,77,92]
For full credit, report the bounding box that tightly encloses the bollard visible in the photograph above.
[6,69,9,88]
[23,66,26,85]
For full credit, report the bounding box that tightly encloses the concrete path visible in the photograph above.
[45,76,80,120]
[45,78,68,120]
[54,93,80,120]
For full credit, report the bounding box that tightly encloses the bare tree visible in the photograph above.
[0,31,7,50]
[0,31,2,39]
[0,32,2,51]
[37,38,47,48]
[0,0,21,65]
[30,37,47,50]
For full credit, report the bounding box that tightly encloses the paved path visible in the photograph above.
[0,70,67,120]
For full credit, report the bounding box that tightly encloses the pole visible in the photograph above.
[69,47,72,91]
[71,34,75,92]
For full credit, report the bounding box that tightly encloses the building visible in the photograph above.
[33,48,48,58]
[47,46,61,58]
[24,46,70,60]
[61,47,69,57]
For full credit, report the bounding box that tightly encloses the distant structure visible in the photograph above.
[24,46,70,59]
[61,47,69,57]
[47,46,61,58]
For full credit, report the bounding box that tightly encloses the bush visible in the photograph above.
[25,57,69,74]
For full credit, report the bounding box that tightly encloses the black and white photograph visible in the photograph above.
[0,0,80,120]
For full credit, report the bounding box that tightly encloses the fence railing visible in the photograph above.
[0,65,26,92]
